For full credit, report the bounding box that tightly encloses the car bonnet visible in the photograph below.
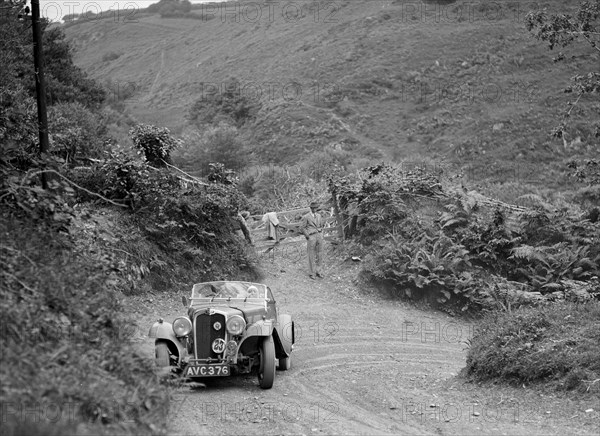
[188,301,267,324]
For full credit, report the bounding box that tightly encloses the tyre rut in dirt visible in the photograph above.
[155,342,170,367]
[258,335,276,389]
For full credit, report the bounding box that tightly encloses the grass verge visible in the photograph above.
[0,213,169,435]
[464,301,600,396]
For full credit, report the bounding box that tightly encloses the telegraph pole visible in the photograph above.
[30,0,49,188]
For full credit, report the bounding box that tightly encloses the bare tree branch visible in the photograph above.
[2,169,129,208]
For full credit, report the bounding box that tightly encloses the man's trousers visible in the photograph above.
[306,232,323,276]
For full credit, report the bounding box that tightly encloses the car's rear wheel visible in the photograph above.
[258,336,275,389]
[278,354,291,371]
[155,342,171,367]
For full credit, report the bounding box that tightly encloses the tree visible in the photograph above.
[0,4,105,109]
[129,124,182,167]
[42,26,106,108]
[0,1,105,167]
[177,123,249,175]
[187,78,260,127]
[526,1,600,140]
[147,0,192,17]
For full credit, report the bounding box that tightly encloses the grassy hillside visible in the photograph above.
[64,0,598,193]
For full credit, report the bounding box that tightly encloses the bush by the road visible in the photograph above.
[0,212,169,435]
[465,301,600,394]
[332,164,600,313]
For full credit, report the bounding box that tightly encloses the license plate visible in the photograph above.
[186,364,229,377]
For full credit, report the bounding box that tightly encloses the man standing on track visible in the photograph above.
[262,211,280,241]
[300,201,325,280]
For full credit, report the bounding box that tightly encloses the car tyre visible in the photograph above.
[258,335,276,389]
[278,354,291,371]
[155,342,171,367]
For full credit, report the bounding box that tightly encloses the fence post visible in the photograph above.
[330,192,344,241]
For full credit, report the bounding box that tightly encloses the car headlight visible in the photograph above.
[173,317,192,336]
[226,315,246,335]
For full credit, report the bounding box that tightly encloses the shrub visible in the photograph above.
[362,230,491,311]
[332,163,600,311]
[249,165,324,212]
[329,164,443,243]
[68,152,181,209]
[102,51,121,62]
[41,26,106,108]
[0,210,168,435]
[187,78,261,127]
[0,85,38,169]
[568,158,600,187]
[207,162,238,185]
[465,301,600,394]
[48,102,110,163]
[66,152,253,280]
[148,0,192,15]
[508,242,600,291]
[129,124,181,167]
[176,123,248,176]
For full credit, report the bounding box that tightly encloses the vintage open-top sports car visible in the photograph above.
[148,281,294,389]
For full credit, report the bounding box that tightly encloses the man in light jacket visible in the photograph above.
[300,201,324,279]
[262,211,280,241]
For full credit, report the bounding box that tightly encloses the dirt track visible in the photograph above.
[132,241,599,435]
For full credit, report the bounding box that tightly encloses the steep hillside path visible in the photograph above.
[146,47,166,102]
[130,243,599,435]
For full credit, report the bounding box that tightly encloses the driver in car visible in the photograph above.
[245,285,258,298]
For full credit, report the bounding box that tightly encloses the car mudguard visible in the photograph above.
[273,314,294,359]
[148,321,186,364]
[243,319,274,337]
[236,319,274,351]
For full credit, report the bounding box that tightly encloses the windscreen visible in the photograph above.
[191,281,267,300]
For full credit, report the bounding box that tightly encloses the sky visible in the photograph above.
[39,0,217,21]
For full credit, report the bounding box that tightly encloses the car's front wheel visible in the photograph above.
[155,342,171,367]
[258,336,275,389]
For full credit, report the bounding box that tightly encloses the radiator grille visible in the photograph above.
[194,312,226,359]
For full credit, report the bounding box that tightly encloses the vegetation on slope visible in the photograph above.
[329,163,599,310]
[62,0,598,195]
[1,206,169,435]
[465,301,600,394]
[1,2,256,434]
